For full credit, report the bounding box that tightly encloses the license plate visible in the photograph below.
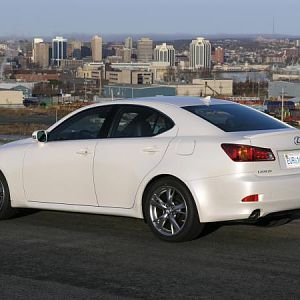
[284,152,300,168]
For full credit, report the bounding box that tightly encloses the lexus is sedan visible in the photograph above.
[0,97,300,242]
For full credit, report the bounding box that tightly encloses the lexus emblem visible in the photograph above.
[294,136,300,145]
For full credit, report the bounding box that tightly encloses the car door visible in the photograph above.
[93,104,177,209]
[23,105,114,206]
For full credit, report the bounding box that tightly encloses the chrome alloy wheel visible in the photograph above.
[0,180,5,210]
[149,186,188,236]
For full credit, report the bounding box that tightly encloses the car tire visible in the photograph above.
[144,177,205,242]
[0,172,17,220]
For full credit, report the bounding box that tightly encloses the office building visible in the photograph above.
[123,48,132,63]
[68,40,82,59]
[35,42,50,68]
[137,38,153,62]
[32,38,43,62]
[189,37,211,70]
[91,35,103,62]
[213,46,225,64]
[52,36,67,66]
[125,37,133,49]
[154,43,175,66]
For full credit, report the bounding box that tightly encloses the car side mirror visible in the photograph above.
[32,130,48,143]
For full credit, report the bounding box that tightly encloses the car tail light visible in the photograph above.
[221,144,275,162]
[242,194,259,202]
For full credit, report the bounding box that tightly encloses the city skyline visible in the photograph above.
[0,0,300,37]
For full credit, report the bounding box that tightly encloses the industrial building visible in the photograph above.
[0,90,24,107]
[103,85,176,99]
[105,69,153,85]
[269,81,300,98]
[171,79,233,97]
[0,82,34,98]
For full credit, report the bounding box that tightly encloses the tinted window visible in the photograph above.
[183,104,288,132]
[48,106,113,141]
[111,105,174,138]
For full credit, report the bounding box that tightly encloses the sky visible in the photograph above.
[1,0,299,37]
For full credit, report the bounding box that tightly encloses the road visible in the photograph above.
[0,210,299,299]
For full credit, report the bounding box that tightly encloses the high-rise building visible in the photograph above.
[32,38,44,62]
[189,37,211,70]
[123,48,132,63]
[91,35,103,62]
[154,43,176,66]
[137,38,153,62]
[213,46,225,64]
[52,36,67,66]
[125,37,133,49]
[35,43,50,68]
[68,40,82,59]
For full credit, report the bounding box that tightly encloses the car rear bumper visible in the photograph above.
[188,173,300,223]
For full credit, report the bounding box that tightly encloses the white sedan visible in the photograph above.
[0,97,300,242]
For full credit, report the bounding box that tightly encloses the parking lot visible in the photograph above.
[0,210,299,299]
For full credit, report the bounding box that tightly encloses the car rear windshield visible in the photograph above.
[183,104,289,132]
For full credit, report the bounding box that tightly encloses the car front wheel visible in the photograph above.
[0,173,17,220]
[144,177,205,242]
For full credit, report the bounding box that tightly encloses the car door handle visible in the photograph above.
[76,149,92,156]
[142,146,161,153]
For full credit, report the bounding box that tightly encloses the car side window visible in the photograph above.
[111,105,174,138]
[48,106,113,141]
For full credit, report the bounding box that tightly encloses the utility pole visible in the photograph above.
[281,87,285,122]
[99,68,102,97]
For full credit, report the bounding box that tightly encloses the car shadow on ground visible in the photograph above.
[201,209,300,238]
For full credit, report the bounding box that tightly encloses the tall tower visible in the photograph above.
[91,35,103,62]
[154,43,175,66]
[125,37,133,49]
[35,43,50,68]
[52,36,67,66]
[137,37,153,62]
[32,38,44,62]
[189,37,211,70]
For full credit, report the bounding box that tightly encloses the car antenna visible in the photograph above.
[202,96,211,106]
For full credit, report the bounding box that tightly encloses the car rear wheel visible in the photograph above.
[144,177,205,242]
[0,173,17,220]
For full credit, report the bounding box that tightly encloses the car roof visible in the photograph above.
[106,96,232,108]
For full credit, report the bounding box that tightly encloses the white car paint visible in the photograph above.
[0,97,300,224]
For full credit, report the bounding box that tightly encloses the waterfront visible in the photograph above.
[215,71,270,83]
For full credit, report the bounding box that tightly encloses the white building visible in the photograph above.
[189,37,211,70]
[125,37,133,49]
[52,36,67,66]
[154,43,175,66]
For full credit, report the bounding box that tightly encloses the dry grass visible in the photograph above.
[0,123,49,135]
[0,106,80,136]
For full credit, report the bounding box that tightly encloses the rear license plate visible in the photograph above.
[284,152,300,168]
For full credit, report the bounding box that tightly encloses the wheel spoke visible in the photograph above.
[173,203,185,212]
[166,188,175,205]
[151,194,166,209]
[169,215,181,233]
[153,214,168,229]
